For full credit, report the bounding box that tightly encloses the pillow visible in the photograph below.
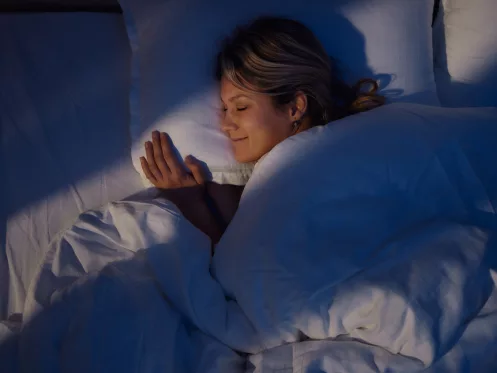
[118,0,440,187]
[212,102,497,355]
[433,0,497,107]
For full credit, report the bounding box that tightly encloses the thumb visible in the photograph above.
[185,155,207,185]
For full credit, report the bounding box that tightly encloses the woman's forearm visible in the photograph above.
[158,186,231,250]
[205,183,244,228]
[172,199,224,247]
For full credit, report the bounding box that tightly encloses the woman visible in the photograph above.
[139,16,384,245]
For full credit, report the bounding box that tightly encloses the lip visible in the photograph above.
[231,137,248,142]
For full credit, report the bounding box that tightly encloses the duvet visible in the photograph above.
[9,104,497,372]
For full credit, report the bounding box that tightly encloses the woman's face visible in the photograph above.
[219,76,297,163]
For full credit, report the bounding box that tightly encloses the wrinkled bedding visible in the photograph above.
[16,197,497,372]
[4,104,497,372]
[0,13,143,318]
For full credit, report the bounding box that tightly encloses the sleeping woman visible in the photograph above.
[139,16,385,246]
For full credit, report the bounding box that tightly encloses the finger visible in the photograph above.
[140,156,157,185]
[185,155,207,185]
[145,141,162,180]
[152,131,171,176]
[161,132,186,177]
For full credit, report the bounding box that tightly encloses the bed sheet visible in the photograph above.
[0,13,143,319]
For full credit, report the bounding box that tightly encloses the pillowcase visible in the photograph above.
[118,0,439,187]
[433,0,497,107]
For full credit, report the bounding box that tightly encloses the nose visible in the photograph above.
[220,113,238,133]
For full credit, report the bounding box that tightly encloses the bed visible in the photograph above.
[0,12,143,318]
[1,1,497,372]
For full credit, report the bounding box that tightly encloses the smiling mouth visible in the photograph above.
[231,137,248,142]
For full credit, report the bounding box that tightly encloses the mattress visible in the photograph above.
[0,13,143,318]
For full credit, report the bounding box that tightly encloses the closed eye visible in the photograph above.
[219,106,247,114]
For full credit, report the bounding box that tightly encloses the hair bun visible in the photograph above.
[349,78,385,114]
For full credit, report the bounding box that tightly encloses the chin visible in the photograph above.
[234,154,251,163]
[234,152,259,164]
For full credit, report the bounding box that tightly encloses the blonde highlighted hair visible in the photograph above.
[215,17,385,126]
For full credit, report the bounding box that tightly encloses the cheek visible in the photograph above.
[243,116,271,148]
[253,112,288,144]
[243,112,288,159]
[237,111,261,133]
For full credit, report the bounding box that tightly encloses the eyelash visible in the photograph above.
[221,107,248,113]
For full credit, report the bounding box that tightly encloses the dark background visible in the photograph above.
[0,0,122,13]
[0,0,441,25]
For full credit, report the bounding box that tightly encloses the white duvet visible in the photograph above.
[8,104,497,372]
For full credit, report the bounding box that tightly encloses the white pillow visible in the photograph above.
[213,103,497,354]
[433,0,497,107]
[119,0,439,187]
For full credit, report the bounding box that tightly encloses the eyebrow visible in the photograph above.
[221,94,252,103]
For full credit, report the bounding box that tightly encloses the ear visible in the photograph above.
[288,91,308,121]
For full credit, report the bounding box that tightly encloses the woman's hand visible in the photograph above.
[140,130,208,206]
[140,130,206,190]
[140,131,223,245]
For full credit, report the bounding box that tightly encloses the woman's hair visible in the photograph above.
[215,16,385,126]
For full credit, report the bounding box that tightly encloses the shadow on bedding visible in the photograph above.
[0,14,142,220]
[0,323,19,373]
[0,12,397,219]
